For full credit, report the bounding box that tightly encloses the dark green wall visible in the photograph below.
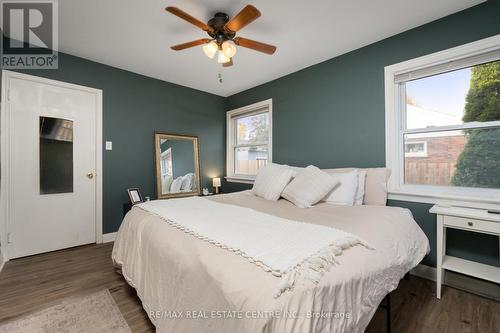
[226,1,500,267]
[2,52,226,233]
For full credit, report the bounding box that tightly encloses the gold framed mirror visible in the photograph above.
[154,132,201,199]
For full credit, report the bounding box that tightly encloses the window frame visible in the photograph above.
[384,34,500,208]
[226,99,272,184]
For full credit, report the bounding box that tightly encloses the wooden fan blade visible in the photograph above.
[225,5,261,32]
[223,58,233,67]
[234,37,276,55]
[171,39,211,51]
[166,7,213,32]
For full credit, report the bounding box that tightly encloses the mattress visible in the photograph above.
[112,190,429,333]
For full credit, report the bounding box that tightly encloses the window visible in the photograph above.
[39,116,74,194]
[160,148,173,178]
[404,141,427,158]
[385,35,500,204]
[226,99,272,183]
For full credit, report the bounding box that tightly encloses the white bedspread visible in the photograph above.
[137,197,368,296]
[113,191,429,333]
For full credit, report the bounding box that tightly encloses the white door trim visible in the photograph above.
[0,70,103,261]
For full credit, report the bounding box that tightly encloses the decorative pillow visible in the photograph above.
[252,163,295,201]
[170,176,183,193]
[322,170,359,206]
[289,166,303,178]
[282,165,339,208]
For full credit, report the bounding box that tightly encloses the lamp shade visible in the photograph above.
[221,40,237,58]
[217,50,231,64]
[202,41,218,59]
[212,177,221,187]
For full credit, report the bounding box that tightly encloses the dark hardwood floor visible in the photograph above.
[0,243,498,332]
[0,243,154,333]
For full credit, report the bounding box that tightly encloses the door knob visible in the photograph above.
[87,172,94,179]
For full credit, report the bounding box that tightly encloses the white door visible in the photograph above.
[4,73,100,259]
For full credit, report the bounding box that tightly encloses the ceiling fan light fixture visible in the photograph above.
[221,40,237,58]
[202,41,218,59]
[217,50,231,64]
[167,5,276,67]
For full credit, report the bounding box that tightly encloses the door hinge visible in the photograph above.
[7,233,12,244]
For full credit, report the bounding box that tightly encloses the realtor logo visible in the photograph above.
[0,0,58,69]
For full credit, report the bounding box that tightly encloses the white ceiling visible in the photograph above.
[59,0,484,97]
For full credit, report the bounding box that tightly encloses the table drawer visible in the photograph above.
[444,215,500,234]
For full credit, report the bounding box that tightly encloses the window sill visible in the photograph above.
[225,176,255,185]
[388,189,500,211]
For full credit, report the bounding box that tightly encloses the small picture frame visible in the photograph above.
[127,188,144,205]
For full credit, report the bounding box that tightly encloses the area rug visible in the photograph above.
[0,289,132,333]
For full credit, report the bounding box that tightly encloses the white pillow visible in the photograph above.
[252,163,295,201]
[364,168,391,206]
[170,176,183,193]
[282,166,339,208]
[162,175,173,194]
[180,173,194,192]
[323,167,389,205]
[323,170,359,206]
[322,168,366,205]
[355,170,367,205]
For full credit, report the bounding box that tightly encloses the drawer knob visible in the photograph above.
[467,221,474,227]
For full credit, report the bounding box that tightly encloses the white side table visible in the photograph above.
[430,205,500,299]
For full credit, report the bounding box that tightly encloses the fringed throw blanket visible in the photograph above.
[137,197,371,297]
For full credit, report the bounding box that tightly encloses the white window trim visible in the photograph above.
[226,99,272,184]
[384,34,500,209]
[160,148,173,177]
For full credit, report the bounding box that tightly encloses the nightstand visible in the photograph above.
[123,203,133,218]
[430,205,500,299]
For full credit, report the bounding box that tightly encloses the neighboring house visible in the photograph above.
[404,104,466,186]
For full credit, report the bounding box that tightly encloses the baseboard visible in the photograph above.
[410,264,437,281]
[409,263,500,301]
[445,270,500,301]
[102,232,117,243]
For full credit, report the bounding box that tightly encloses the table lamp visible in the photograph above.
[212,177,221,194]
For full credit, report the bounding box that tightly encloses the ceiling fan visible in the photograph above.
[166,5,277,67]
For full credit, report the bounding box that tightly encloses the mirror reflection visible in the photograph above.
[155,133,200,199]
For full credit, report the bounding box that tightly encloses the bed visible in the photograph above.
[112,190,429,333]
